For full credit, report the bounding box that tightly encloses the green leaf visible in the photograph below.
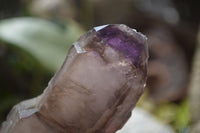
[0,17,84,72]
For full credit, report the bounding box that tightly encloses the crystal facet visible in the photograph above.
[97,25,146,67]
[0,24,148,133]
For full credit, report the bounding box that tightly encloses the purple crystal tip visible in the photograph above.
[95,24,148,67]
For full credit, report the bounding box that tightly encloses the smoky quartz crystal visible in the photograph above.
[0,24,148,133]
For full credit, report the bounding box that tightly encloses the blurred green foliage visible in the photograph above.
[154,100,190,131]
[0,17,84,123]
[137,91,190,132]
[0,41,51,122]
[0,17,84,71]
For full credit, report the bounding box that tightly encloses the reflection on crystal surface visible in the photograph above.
[94,25,108,31]
[0,24,148,133]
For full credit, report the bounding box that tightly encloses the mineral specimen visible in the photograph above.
[0,24,148,133]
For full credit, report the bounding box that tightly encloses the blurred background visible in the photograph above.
[0,0,200,132]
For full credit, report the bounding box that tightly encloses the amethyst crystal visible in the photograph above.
[97,25,146,67]
[0,24,148,133]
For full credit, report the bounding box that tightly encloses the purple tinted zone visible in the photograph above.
[97,25,144,67]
